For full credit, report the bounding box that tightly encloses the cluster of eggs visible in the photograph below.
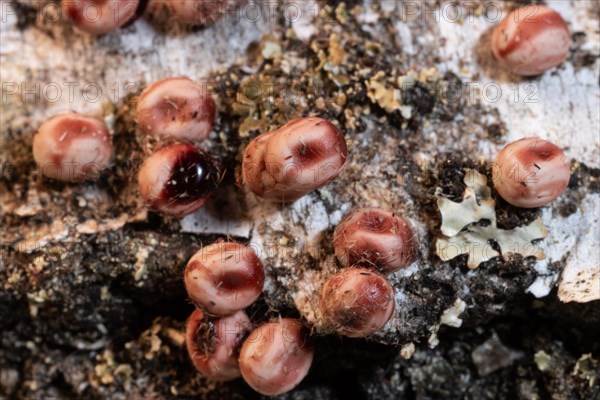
[182,242,312,396]
[62,0,247,34]
[181,205,418,395]
[31,85,571,213]
[32,2,573,208]
[28,1,575,396]
[63,1,571,79]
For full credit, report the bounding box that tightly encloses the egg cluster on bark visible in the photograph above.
[183,242,314,396]
[35,4,576,397]
[61,0,244,34]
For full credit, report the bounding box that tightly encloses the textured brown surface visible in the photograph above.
[1,1,599,399]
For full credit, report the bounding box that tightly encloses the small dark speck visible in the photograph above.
[13,2,38,31]
[224,255,234,261]
[533,163,541,169]
[209,301,216,306]
[360,272,371,276]
[520,181,527,187]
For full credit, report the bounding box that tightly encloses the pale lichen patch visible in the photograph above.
[400,342,416,359]
[436,169,549,269]
[534,350,552,372]
[440,298,467,328]
[572,354,598,388]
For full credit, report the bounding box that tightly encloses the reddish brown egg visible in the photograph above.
[320,268,395,338]
[241,117,348,201]
[239,319,314,396]
[137,142,223,217]
[32,113,113,182]
[185,242,264,316]
[62,0,143,34]
[491,5,570,76]
[334,208,416,274]
[186,308,252,381]
[492,137,570,208]
[136,77,216,142]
